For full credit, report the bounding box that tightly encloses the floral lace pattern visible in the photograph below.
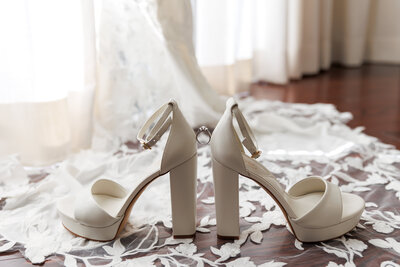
[1,97,400,266]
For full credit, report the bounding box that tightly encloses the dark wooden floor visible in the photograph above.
[1,64,399,266]
[250,64,400,148]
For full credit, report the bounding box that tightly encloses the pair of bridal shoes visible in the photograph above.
[57,98,364,242]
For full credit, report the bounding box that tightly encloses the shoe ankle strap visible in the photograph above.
[137,101,174,149]
[231,101,261,159]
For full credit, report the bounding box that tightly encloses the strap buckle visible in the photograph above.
[251,150,262,159]
[141,141,152,150]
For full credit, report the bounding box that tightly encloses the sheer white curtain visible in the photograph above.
[0,0,96,165]
[194,0,400,95]
[0,0,223,166]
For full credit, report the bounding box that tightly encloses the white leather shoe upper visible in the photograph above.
[288,177,343,228]
[137,99,197,174]
[210,98,249,175]
[74,179,127,227]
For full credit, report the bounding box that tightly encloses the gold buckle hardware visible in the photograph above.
[251,150,261,159]
[141,141,152,150]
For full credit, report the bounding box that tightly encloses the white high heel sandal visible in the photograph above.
[210,98,365,242]
[57,100,197,241]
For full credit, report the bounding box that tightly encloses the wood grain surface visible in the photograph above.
[250,64,400,149]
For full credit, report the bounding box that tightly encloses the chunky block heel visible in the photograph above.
[170,154,197,237]
[212,158,240,239]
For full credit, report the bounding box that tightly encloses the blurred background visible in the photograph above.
[0,0,399,165]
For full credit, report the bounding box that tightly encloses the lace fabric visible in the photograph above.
[0,97,400,266]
